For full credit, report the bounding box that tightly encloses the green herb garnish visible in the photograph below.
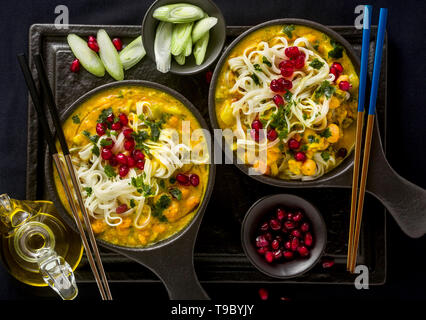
[83,187,93,197]
[262,56,272,67]
[97,107,113,124]
[72,115,80,124]
[130,199,136,208]
[158,179,165,189]
[328,39,343,59]
[309,58,324,69]
[283,25,295,38]
[104,165,116,178]
[152,195,171,222]
[308,135,319,144]
[321,151,330,161]
[131,175,153,196]
[169,188,183,200]
[100,138,113,147]
[315,81,335,100]
[283,90,293,102]
[250,73,260,85]
[319,128,332,138]
[169,177,176,184]
[253,64,262,71]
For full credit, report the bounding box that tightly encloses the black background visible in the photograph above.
[0,0,425,302]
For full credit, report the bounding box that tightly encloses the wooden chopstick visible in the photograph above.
[348,8,388,273]
[347,5,372,271]
[17,53,111,300]
[33,54,113,300]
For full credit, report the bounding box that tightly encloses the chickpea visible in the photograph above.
[326,124,340,143]
[301,159,317,176]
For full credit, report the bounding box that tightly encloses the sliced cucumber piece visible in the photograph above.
[193,32,209,65]
[192,17,218,43]
[67,34,105,77]
[119,36,146,70]
[97,29,124,80]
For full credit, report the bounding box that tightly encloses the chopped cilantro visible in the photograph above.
[315,81,335,100]
[250,73,260,85]
[72,115,80,124]
[300,144,308,152]
[83,187,92,197]
[308,135,319,144]
[309,58,324,69]
[152,195,171,222]
[321,151,330,161]
[169,177,176,184]
[131,175,153,196]
[283,24,295,38]
[328,39,343,59]
[100,138,113,147]
[132,130,150,144]
[319,128,332,138]
[158,179,165,189]
[262,56,272,67]
[130,199,136,208]
[283,90,293,102]
[92,145,99,156]
[104,165,116,178]
[169,188,183,200]
[278,129,288,140]
[97,108,113,124]
[253,64,262,71]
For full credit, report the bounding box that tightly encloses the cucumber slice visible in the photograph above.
[119,36,146,70]
[97,29,124,80]
[67,34,105,77]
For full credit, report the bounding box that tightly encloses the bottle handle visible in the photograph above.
[36,247,78,300]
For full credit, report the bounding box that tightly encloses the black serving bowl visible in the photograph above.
[208,18,360,188]
[142,0,226,75]
[241,194,327,279]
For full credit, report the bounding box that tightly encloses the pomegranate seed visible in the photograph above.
[287,213,294,220]
[70,59,80,73]
[87,39,99,53]
[337,147,348,158]
[284,241,291,250]
[271,239,280,250]
[330,66,339,80]
[331,62,343,74]
[294,55,305,69]
[272,94,284,107]
[322,259,335,269]
[109,155,118,167]
[288,138,300,150]
[304,232,313,247]
[123,128,133,139]
[118,113,128,126]
[300,222,310,232]
[269,219,281,231]
[176,173,190,186]
[102,138,115,149]
[257,246,268,255]
[116,153,128,165]
[127,156,136,168]
[205,71,213,84]
[277,78,292,90]
[294,151,306,162]
[190,174,200,187]
[116,204,128,214]
[270,79,283,92]
[284,220,296,230]
[136,159,145,170]
[96,123,106,136]
[281,67,294,78]
[88,36,96,43]
[264,251,275,263]
[293,211,303,222]
[112,37,123,51]
[111,122,122,131]
[124,138,135,151]
[291,229,302,238]
[279,59,294,69]
[258,288,269,300]
[339,80,352,91]
[132,149,145,161]
[277,208,287,220]
[283,250,294,259]
[260,222,269,231]
[106,114,115,123]
[298,246,310,257]
[267,129,278,141]
[101,147,113,160]
[273,249,283,260]
[291,237,299,251]
[119,165,129,177]
[251,119,263,131]
[264,233,272,241]
[285,46,300,58]
[256,235,269,247]
[250,129,260,142]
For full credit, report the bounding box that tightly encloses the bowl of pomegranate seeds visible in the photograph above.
[241,194,327,279]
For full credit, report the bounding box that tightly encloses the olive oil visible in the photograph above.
[0,194,83,299]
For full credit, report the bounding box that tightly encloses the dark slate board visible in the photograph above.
[26,24,386,284]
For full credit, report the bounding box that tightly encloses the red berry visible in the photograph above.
[109,155,118,167]
[88,36,96,43]
[118,113,128,126]
[281,67,294,78]
[258,288,269,300]
[287,213,294,220]
[264,251,275,263]
[330,66,339,80]
[111,122,122,131]
[291,237,299,251]
[267,129,278,141]
[106,114,115,123]
[205,71,213,84]
[123,128,133,139]
[294,151,306,162]
[283,250,294,259]
[256,235,269,247]
[251,120,263,130]
[124,138,135,151]
[331,62,343,74]
[273,249,283,260]
[101,147,113,160]
[70,59,80,73]
[264,232,272,241]
[96,123,106,136]
[270,79,283,92]
[291,229,302,238]
[127,156,136,168]
[300,222,310,232]
[304,232,313,247]
[288,138,300,150]
[277,208,287,220]
[322,259,335,269]
[190,174,200,187]
[257,246,268,255]
[250,129,260,142]
[277,78,292,90]
[284,220,296,230]
[116,204,128,214]
[272,94,284,107]
[112,37,123,51]
[119,165,129,177]
[279,59,294,69]
[271,239,280,250]
[294,55,305,69]
[285,46,300,58]
[269,219,281,231]
[87,40,99,53]
[132,149,145,161]
[298,246,310,257]
[136,159,145,170]
[176,173,190,186]
[293,211,303,222]
[260,222,269,231]
[339,80,352,91]
[284,241,291,250]
[102,138,114,149]
[116,153,128,165]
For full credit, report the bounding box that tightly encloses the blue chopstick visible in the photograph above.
[368,8,388,115]
[357,5,372,113]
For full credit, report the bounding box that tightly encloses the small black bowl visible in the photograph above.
[241,194,327,279]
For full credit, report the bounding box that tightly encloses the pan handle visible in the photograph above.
[367,121,426,238]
